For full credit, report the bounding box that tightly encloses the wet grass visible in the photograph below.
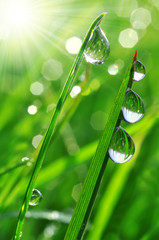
[64,51,137,240]
[1,2,159,240]
[12,13,107,240]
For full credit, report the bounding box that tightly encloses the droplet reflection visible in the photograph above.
[29,189,42,206]
[122,89,144,123]
[133,60,146,81]
[84,25,110,64]
[108,127,135,163]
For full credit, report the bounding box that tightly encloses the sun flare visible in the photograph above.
[1,0,36,32]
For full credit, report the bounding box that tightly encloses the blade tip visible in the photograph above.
[133,50,137,58]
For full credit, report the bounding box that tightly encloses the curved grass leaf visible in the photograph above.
[12,12,107,240]
[64,51,137,240]
[51,63,91,142]
[0,162,28,177]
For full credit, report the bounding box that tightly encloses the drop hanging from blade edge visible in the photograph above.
[29,189,43,206]
[108,126,135,163]
[122,88,144,123]
[109,56,146,163]
[133,60,146,81]
[84,25,110,65]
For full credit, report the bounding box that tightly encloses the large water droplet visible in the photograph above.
[29,189,42,206]
[84,25,110,65]
[122,88,144,123]
[133,60,146,81]
[108,126,135,163]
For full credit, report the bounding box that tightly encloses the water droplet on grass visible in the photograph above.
[108,127,135,163]
[22,157,29,162]
[122,89,144,123]
[84,25,110,64]
[133,60,146,81]
[29,189,42,206]
[21,157,32,166]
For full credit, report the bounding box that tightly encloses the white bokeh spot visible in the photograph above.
[119,28,138,48]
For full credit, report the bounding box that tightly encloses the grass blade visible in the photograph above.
[64,51,137,240]
[87,117,156,240]
[12,13,107,240]
[0,162,28,177]
[51,63,91,141]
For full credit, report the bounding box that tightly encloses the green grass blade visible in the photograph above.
[87,118,156,240]
[0,162,27,177]
[12,13,107,240]
[64,52,137,240]
[51,63,91,142]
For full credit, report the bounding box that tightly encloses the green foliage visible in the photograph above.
[0,1,159,240]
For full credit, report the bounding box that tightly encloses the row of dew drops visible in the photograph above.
[28,22,146,208]
[84,23,146,164]
[108,65,145,164]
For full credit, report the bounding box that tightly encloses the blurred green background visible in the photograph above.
[0,0,159,239]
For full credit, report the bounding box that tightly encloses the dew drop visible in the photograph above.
[29,189,42,206]
[108,126,135,163]
[133,60,146,81]
[122,89,144,123]
[21,157,29,162]
[84,25,110,65]
[21,157,32,166]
